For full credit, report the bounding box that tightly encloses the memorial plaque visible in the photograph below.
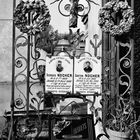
[45,56,73,94]
[74,57,101,94]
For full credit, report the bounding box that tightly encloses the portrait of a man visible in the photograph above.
[84,61,92,73]
[56,60,64,72]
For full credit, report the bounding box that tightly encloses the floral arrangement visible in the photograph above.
[98,0,135,36]
[14,0,51,34]
[35,25,59,53]
[105,103,135,132]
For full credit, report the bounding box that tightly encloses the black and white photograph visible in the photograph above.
[83,61,93,73]
[0,0,139,140]
[56,60,64,72]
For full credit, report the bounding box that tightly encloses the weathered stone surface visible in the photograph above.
[134,0,140,99]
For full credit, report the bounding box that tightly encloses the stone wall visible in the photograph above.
[0,0,13,82]
[134,0,140,100]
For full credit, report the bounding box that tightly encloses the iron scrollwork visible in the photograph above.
[13,30,46,113]
[102,39,134,134]
[50,0,99,28]
[14,34,28,111]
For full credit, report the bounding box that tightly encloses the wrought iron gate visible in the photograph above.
[2,0,136,140]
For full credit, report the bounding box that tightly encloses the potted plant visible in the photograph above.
[102,91,140,140]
